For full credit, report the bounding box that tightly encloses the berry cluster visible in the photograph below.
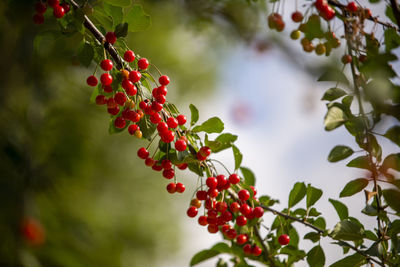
[33,0,70,25]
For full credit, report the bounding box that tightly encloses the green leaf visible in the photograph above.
[114,22,128,38]
[190,249,220,266]
[313,217,326,229]
[188,162,203,177]
[104,0,131,7]
[386,6,397,24]
[381,153,400,172]
[321,88,347,101]
[324,106,347,131]
[306,184,323,208]
[125,4,151,32]
[346,156,371,170]
[307,245,325,267]
[77,41,94,67]
[93,9,113,30]
[384,126,400,146]
[385,28,400,52]
[206,133,238,153]
[318,67,350,85]
[192,117,224,134]
[339,178,369,198]
[329,253,366,267]
[240,167,255,186]
[108,117,129,134]
[304,14,324,40]
[330,220,364,241]
[328,145,354,162]
[329,199,349,221]
[288,182,306,209]
[137,115,157,140]
[189,104,199,126]
[89,86,100,103]
[383,189,400,213]
[304,232,321,243]
[103,3,123,26]
[211,243,231,253]
[232,145,242,170]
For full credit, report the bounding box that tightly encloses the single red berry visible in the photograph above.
[196,190,207,200]
[291,11,303,22]
[100,59,113,71]
[130,111,140,123]
[86,75,98,86]
[187,206,198,218]
[176,182,185,193]
[33,14,44,25]
[21,218,45,246]
[216,175,227,189]
[151,101,163,112]
[159,75,170,86]
[278,234,290,245]
[144,105,155,115]
[129,71,141,83]
[347,2,357,12]
[226,229,237,239]
[197,152,207,161]
[152,88,159,98]
[162,169,175,179]
[236,234,248,245]
[166,182,176,194]
[177,163,188,170]
[155,94,166,104]
[365,8,372,18]
[95,95,107,105]
[206,177,218,188]
[315,0,326,10]
[107,107,119,115]
[207,224,218,234]
[216,202,228,213]
[342,54,352,64]
[236,215,247,226]
[229,174,240,184]
[207,216,217,225]
[175,139,187,151]
[103,85,113,93]
[207,188,219,198]
[230,202,240,213]
[145,157,155,167]
[238,189,250,201]
[221,211,232,222]
[150,113,162,124]
[107,98,117,108]
[123,80,137,96]
[100,73,113,85]
[161,130,175,143]
[243,244,252,255]
[157,86,168,96]
[253,207,264,218]
[167,117,178,129]
[35,2,47,13]
[124,50,135,62]
[161,159,172,170]
[137,147,149,159]
[152,162,163,172]
[221,224,230,233]
[157,122,168,133]
[252,245,262,256]
[48,0,59,7]
[198,216,208,226]
[60,3,70,13]
[138,58,149,70]
[139,101,148,110]
[250,186,257,197]
[53,5,65,18]
[240,204,252,216]
[114,92,127,106]
[207,209,218,219]
[176,114,187,125]
[199,146,211,157]
[105,32,117,44]
[205,198,216,210]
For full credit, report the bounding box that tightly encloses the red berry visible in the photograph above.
[342,54,352,64]
[21,218,45,245]
[137,147,149,159]
[60,3,70,13]
[238,189,250,201]
[139,101,148,110]
[162,169,175,179]
[187,206,198,217]
[157,122,168,133]
[253,207,264,218]
[236,234,248,245]
[240,204,252,216]
[196,190,207,200]
[167,117,178,129]
[151,101,163,112]
[198,216,208,226]
[159,75,170,85]
[176,114,187,125]
[175,139,187,151]
[107,107,119,115]
[129,71,141,83]
[152,162,163,172]
[243,244,252,254]
[103,85,113,93]
[124,50,135,62]
[216,175,227,189]
[35,2,47,13]
[166,182,176,194]
[138,58,149,70]
[95,95,107,105]
[230,202,240,213]
[157,86,168,96]
[236,215,247,226]
[250,186,257,197]
[205,198,216,210]
[123,80,137,96]
[221,224,230,233]
[365,8,372,18]
[100,73,113,86]
[150,113,162,124]
[86,75,98,86]
[129,111,140,123]
[114,92,127,106]
[145,157,155,167]
[206,177,218,188]
[176,182,185,193]
[53,5,65,18]
[221,211,232,222]
[107,98,117,108]
[216,202,227,213]
[48,0,59,7]
[315,0,326,10]
[199,146,211,157]
[197,152,207,161]
[33,14,44,25]
[161,130,175,143]
[226,229,237,239]
[208,209,218,219]
[155,94,166,104]
[252,245,262,256]
[100,59,113,71]
[347,2,357,12]
[278,234,290,245]
[161,159,173,170]
[177,163,188,170]
[105,32,117,44]
[207,224,218,234]
[291,11,303,22]
[207,188,219,198]
[229,174,240,184]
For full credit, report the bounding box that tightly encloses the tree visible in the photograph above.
[6,0,400,266]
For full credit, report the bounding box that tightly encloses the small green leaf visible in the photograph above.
[330,219,364,241]
[240,167,255,186]
[190,249,220,266]
[188,162,203,177]
[207,133,238,153]
[192,117,224,134]
[114,22,128,38]
[103,3,123,26]
[324,106,347,131]
[322,88,347,101]
[306,184,323,208]
[304,232,321,243]
[104,0,131,7]
[125,4,151,32]
[89,86,100,103]
[77,41,94,67]
[384,126,400,146]
[384,28,400,52]
[328,145,354,162]
[339,178,369,198]
[189,104,199,126]
[288,182,306,209]
[329,253,366,267]
[318,67,350,85]
[381,153,400,172]
[347,156,371,170]
[232,145,242,170]
[211,243,231,253]
[307,245,325,267]
[313,217,326,229]
[329,198,349,221]
[137,115,157,140]
[383,189,400,213]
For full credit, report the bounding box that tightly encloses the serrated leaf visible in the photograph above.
[306,184,323,208]
[104,0,131,7]
[304,232,321,243]
[331,220,364,241]
[125,4,151,32]
[329,199,349,221]
[322,88,347,101]
[77,41,94,67]
[288,182,306,209]
[240,167,255,186]
[324,106,347,131]
[189,104,199,126]
[384,126,400,146]
[383,189,400,213]
[329,253,366,267]
[347,156,371,170]
[190,249,220,266]
[328,145,354,162]
[192,117,224,134]
[232,145,242,170]
[318,67,350,85]
[307,245,325,267]
[114,22,128,38]
[340,178,369,198]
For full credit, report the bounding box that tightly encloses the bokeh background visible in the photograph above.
[1,0,398,266]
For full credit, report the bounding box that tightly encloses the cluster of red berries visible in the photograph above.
[33,0,70,25]
[315,0,335,21]
[267,13,285,32]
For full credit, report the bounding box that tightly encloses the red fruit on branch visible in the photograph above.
[150,113,162,124]
[207,224,218,234]
[175,139,187,151]
[86,75,98,86]
[347,2,358,12]
[167,117,178,128]
[240,203,252,216]
[176,183,185,193]
[105,32,117,44]
[124,50,135,62]
[196,190,207,200]
[199,146,211,157]
[53,5,65,18]
[145,157,155,167]
[157,86,168,96]
[278,234,290,245]
[60,3,70,13]
[226,229,237,239]
[159,75,170,86]
[229,173,240,184]
[152,162,163,171]
[238,189,250,201]
[100,59,113,71]
[216,201,228,213]
[207,188,219,198]
[95,95,106,105]
[35,2,47,13]
[100,73,113,86]
[206,177,218,188]
[177,163,188,170]
[253,207,264,218]
[161,130,175,143]
[291,11,303,22]
[138,58,149,70]
[176,114,187,125]
[198,216,208,226]
[187,207,198,217]
[48,0,59,7]
[162,169,175,179]
[342,54,352,64]
[236,215,247,226]
[161,159,173,170]
[114,92,127,106]
[243,244,252,254]
[137,147,149,159]
[107,107,119,115]
[151,101,163,112]
[252,245,262,256]
[230,202,240,213]
[166,182,176,194]
[155,94,166,104]
[236,234,248,245]
[157,122,168,133]
[103,84,113,93]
